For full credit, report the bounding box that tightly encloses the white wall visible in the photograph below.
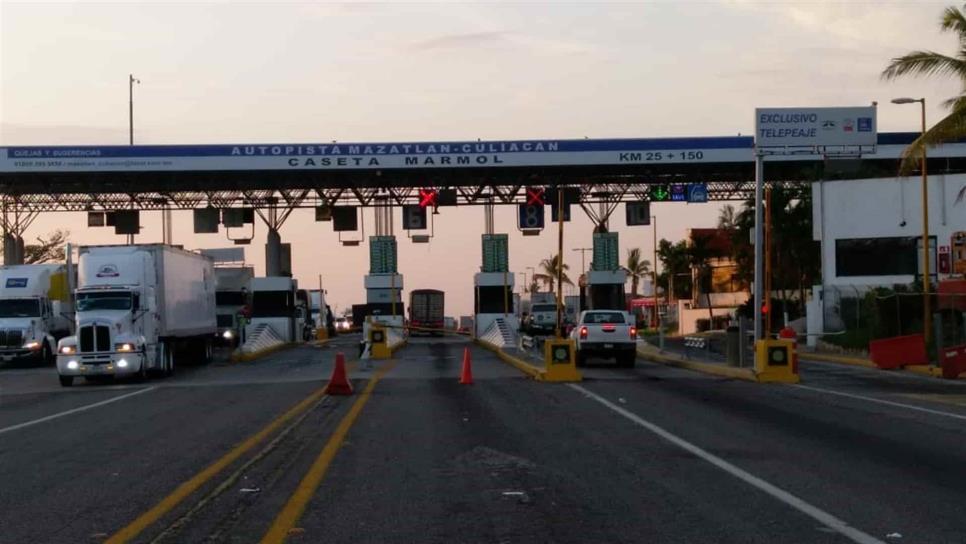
[813,173,966,288]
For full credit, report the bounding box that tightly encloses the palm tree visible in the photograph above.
[623,248,651,296]
[718,204,738,232]
[882,5,966,172]
[688,234,718,325]
[533,254,573,292]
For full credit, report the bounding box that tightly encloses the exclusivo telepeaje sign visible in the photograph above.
[755,106,877,150]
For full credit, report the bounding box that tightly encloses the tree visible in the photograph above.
[623,248,650,296]
[718,204,738,232]
[7,229,70,264]
[656,239,691,301]
[729,187,819,319]
[533,254,573,292]
[882,4,966,173]
[687,233,719,324]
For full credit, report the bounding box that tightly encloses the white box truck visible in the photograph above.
[56,244,217,386]
[0,264,74,364]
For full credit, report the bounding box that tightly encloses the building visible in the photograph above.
[677,228,750,335]
[808,172,966,345]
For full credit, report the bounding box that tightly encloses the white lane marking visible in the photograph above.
[792,384,966,422]
[568,384,885,544]
[0,386,157,436]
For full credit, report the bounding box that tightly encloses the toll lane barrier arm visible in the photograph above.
[801,350,949,377]
[636,344,758,382]
[475,339,542,379]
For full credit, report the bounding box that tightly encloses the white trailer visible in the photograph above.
[56,244,217,386]
[0,264,74,364]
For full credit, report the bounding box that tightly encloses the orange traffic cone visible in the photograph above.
[460,347,474,385]
[324,352,353,395]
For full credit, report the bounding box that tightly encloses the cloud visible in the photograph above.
[408,31,508,51]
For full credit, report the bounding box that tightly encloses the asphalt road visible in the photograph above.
[2,334,966,543]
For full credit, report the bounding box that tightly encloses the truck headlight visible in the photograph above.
[115,343,135,352]
[66,360,79,370]
[59,345,75,355]
[222,330,234,340]
[23,340,41,350]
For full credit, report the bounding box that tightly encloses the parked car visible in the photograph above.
[570,309,637,368]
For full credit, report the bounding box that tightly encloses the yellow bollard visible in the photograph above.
[369,324,392,359]
[541,338,582,382]
[316,328,329,341]
[754,339,799,383]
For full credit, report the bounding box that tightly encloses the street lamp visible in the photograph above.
[572,247,592,279]
[891,97,931,346]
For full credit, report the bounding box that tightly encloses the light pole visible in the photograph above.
[572,247,592,281]
[652,215,659,329]
[892,97,931,347]
[128,74,140,245]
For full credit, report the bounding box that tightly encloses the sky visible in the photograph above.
[1,0,963,316]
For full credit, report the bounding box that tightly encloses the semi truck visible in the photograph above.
[214,266,254,347]
[0,264,75,364]
[408,289,444,335]
[56,244,217,386]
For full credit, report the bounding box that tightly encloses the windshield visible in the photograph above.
[532,304,557,313]
[77,291,132,311]
[0,299,40,318]
[583,312,627,324]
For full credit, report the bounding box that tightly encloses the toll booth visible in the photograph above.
[474,233,519,339]
[363,235,404,334]
[587,232,627,310]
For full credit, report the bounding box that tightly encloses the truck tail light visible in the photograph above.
[630,326,637,339]
[579,326,588,339]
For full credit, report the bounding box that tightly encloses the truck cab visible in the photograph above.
[0,265,74,364]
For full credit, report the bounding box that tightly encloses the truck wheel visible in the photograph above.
[575,352,586,367]
[166,344,176,376]
[59,375,73,387]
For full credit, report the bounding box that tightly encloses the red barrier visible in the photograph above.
[941,344,966,379]
[868,334,927,369]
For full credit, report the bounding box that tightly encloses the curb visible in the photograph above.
[231,342,296,363]
[636,346,758,382]
[474,339,542,379]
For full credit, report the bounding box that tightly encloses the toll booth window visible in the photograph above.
[836,237,926,277]
[251,291,293,317]
[216,292,246,306]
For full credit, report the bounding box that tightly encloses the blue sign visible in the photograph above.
[5,278,27,288]
[518,204,545,230]
[670,184,687,202]
[688,183,709,203]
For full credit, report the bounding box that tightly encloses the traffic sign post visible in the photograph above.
[753,105,877,343]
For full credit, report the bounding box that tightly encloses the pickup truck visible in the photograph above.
[570,310,637,367]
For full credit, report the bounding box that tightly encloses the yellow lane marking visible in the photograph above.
[260,361,396,544]
[107,361,359,544]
